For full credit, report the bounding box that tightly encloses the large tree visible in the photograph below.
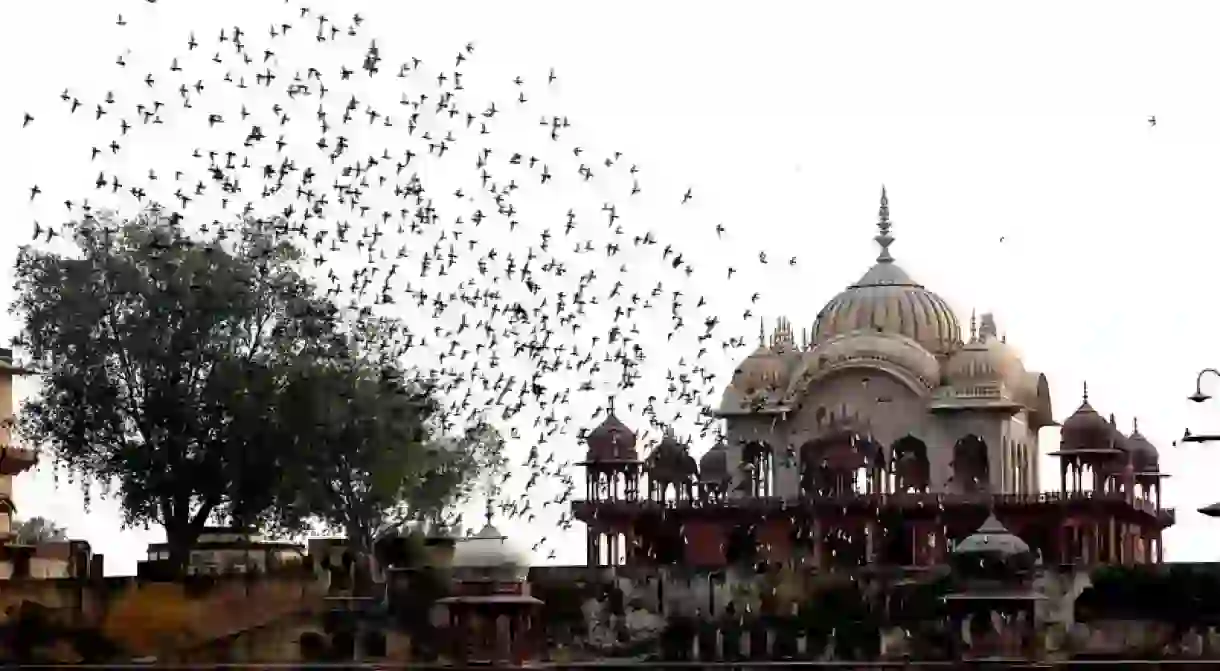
[272,340,501,553]
[12,208,351,569]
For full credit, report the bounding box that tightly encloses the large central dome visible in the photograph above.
[812,188,962,357]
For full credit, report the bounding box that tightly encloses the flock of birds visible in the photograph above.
[19,2,798,560]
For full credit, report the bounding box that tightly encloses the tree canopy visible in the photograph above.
[12,208,484,566]
[275,360,464,552]
[12,517,68,545]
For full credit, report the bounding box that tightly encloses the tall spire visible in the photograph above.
[875,185,895,263]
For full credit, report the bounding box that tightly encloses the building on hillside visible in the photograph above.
[145,527,305,575]
[0,348,95,580]
[573,187,1174,571]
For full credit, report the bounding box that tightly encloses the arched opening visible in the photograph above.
[800,430,882,497]
[725,523,758,566]
[643,518,685,565]
[743,441,773,497]
[951,435,991,493]
[890,436,930,494]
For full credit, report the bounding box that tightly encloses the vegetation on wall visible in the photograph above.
[1079,564,1220,626]
[11,517,69,545]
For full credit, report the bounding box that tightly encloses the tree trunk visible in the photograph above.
[165,532,194,578]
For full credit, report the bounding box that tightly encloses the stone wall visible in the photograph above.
[525,563,1206,661]
[0,569,327,662]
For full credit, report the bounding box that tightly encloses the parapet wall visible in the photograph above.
[0,568,326,662]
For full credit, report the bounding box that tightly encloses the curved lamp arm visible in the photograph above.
[1189,368,1220,403]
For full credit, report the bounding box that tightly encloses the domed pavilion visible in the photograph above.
[437,509,541,666]
[573,186,1173,573]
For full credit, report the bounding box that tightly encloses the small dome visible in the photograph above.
[1127,418,1160,472]
[584,412,638,461]
[718,321,800,414]
[1059,386,1116,452]
[698,440,730,485]
[450,523,531,582]
[645,430,697,482]
[812,189,961,357]
[951,514,1034,579]
[944,313,1026,392]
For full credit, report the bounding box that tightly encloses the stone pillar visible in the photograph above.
[1107,518,1116,563]
[812,518,824,571]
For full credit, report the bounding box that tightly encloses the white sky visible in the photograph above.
[5,0,1220,574]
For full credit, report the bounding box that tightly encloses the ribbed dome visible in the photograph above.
[1127,418,1160,472]
[451,522,531,582]
[1059,385,1116,452]
[812,189,962,357]
[944,313,1026,391]
[646,429,697,481]
[718,320,799,414]
[733,344,789,391]
[951,514,1035,580]
[584,412,638,461]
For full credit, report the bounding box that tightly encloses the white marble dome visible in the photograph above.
[812,191,962,357]
[450,522,531,582]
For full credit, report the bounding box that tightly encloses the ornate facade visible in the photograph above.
[574,188,1173,572]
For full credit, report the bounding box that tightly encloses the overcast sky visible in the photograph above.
[6,0,1220,574]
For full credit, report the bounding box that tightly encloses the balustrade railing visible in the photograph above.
[576,488,1162,512]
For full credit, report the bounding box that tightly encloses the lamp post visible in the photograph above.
[1184,368,1220,517]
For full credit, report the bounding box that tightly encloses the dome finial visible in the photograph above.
[875,185,895,263]
[969,309,978,343]
[1082,381,1089,404]
[1133,416,1140,435]
[758,317,765,348]
[979,313,998,340]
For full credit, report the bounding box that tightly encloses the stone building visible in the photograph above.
[716,186,1052,498]
[0,347,93,580]
[573,187,1173,571]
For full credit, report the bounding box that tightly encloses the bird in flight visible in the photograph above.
[1148,116,1156,128]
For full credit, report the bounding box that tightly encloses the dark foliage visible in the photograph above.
[12,210,351,568]
[13,208,480,567]
[1079,564,1220,627]
[0,600,121,664]
[272,358,477,553]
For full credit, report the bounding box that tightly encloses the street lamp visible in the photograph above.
[1180,369,1220,444]
[1188,368,1220,404]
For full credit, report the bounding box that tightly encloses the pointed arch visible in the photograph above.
[951,434,991,493]
[742,440,774,497]
[890,435,930,493]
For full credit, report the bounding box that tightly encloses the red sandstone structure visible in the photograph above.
[438,511,542,665]
[573,189,1173,572]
